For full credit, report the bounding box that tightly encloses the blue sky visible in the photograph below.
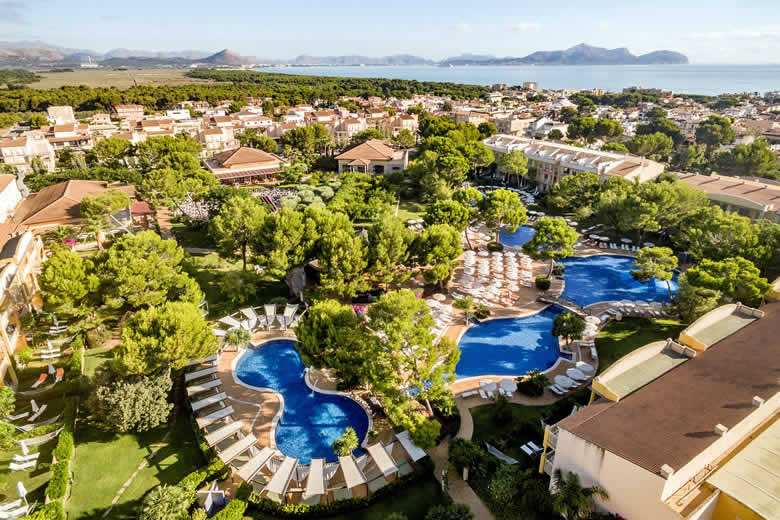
[2,0,779,63]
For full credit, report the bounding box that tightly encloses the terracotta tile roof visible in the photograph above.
[0,175,17,192]
[335,139,395,161]
[17,180,135,226]
[0,138,26,149]
[558,302,780,475]
[213,147,278,167]
[678,173,780,208]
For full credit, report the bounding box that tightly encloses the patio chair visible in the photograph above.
[30,373,47,389]
[0,503,28,519]
[54,368,64,384]
[264,304,277,329]
[5,412,27,422]
[27,405,47,423]
[12,452,39,463]
[520,444,535,457]
[8,460,36,471]
[0,500,23,513]
[547,385,565,396]
[528,441,544,453]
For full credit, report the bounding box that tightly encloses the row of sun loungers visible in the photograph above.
[183,353,427,506]
[214,304,306,338]
[0,499,29,519]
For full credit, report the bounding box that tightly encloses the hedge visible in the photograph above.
[19,501,65,520]
[247,458,434,518]
[535,276,551,290]
[45,461,69,500]
[69,342,82,375]
[178,457,230,493]
[210,484,250,520]
[52,430,73,461]
[15,423,60,440]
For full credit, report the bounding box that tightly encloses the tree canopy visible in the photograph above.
[209,195,267,270]
[522,217,578,274]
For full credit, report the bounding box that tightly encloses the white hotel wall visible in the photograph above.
[552,429,681,520]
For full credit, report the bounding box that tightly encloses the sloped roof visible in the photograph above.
[0,175,16,192]
[557,302,780,475]
[335,139,395,161]
[213,146,278,167]
[18,180,135,225]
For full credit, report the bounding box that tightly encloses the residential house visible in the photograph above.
[46,106,75,125]
[0,136,56,173]
[13,180,134,232]
[199,127,237,155]
[114,104,144,120]
[204,147,284,186]
[335,118,367,144]
[0,231,46,387]
[335,139,409,174]
[166,109,191,121]
[540,303,778,520]
[484,134,664,191]
[45,123,93,151]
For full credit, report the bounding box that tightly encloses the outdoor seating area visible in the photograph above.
[212,303,306,338]
[480,185,538,205]
[183,354,426,505]
[453,249,536,307]
[456,378,518,400]
[424,296,455,339]
[583,234,653,253]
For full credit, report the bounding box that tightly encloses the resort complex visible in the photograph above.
[0,48,778,520]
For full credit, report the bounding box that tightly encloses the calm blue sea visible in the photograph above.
[255,64,780,95]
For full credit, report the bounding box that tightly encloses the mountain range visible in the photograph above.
[0,42,688,68]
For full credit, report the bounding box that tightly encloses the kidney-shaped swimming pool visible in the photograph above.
[235,339,369,463]
[456,306,564,380]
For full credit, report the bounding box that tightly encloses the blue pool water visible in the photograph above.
[456,307,563,379]
[235,340,368,463]
[499,226,537,248]
[561,255,678,307]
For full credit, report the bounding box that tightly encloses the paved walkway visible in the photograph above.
[155,208,173,239]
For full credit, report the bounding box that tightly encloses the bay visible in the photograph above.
[255,64,780,96]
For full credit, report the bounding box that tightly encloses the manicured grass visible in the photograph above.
[396,199,427,222]
[171,222,216,250]
[470,402,550,462]
[184,252,288,317]
[66,415,203,520]
[0,437,56,503]
[595,317,685,375]
[251,475,447,520]
[84,346,113,377]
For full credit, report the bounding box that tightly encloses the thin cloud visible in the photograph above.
[453,22,473,34]
[0,1,27,24]
[687,27,780,41]
[512,22,542,33]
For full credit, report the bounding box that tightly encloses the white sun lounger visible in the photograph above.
[520,444,535,457]
[27,405,47,423]
[12,452,39,463]
[264,305,277,328]
[205,420,244,447]
[548,385,565,396]
[528,441,544,453]
[485,442,519,465]
[8,460,36,471]
[191,392,227,412]
[0,504,28,519]
[218,434,257,464]
[187,378,222,397]
[218,316,241,328]
[237,446,275,482]
[212,328,227,337]
[196,406,234,429]
[479,390,488,399]
[6,412,28,422]
[185,366,217,383]
[40,353,60,360]
[186,354,218,368]
[0,499,23,513]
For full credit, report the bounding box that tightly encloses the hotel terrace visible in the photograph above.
[204,147,286,186]
[539,302,778,520]
[483,134,665,191]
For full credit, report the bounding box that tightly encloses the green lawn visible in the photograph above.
[595,318,685,375]
[0,437,56,503]
[83,346,113,377]
[171,222,215,250]
[396,199,427,222]
[469,402,551,463]
[66,416,203,520]
[251,475,447,520]
[184,253,288,317]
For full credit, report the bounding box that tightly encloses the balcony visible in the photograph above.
[543,451,555,476]
[547,426,559,449]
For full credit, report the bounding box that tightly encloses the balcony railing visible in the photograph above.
[543,452,555,476]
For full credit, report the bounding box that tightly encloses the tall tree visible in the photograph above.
[366,290,460,415]
[522,217,579,275]
[631,247,678,300]
[392,128,417,148]
[453,187,483,249]
[482,189,528,242]
[497,150,528,187]
[252,207,306,279]
[546,171,600,217]
[683,256,770,307]
[626,132,674,161]
[209,195,266,270]
[551,470,609,520]
[714,140,779,180]
[139,484,194,520]
[695,114,735,155]
[40,247,98,316]
[88,137,133,168]
[80,188,131,249]
[319,229,369,298]
[115,301,217,375]
[95,230,203,310]
[418,224,463,287]
[237,128,277,153]
[367,215,412,288]
[89,370,174,432]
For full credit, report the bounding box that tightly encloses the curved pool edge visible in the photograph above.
[452,304,571,383]
[231,336,373,454]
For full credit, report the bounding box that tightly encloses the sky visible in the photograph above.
[2,0,780,64]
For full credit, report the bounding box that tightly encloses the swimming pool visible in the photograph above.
[560,255,678,307]
[499,225,537,248]
[456,307,563,379]
[234,340,369,463]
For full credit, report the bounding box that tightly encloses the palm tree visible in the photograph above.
[551,469,609,520]
[224,327,251,350]
[139,484,194,520]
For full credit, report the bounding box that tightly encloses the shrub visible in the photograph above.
[15,422,61,440]
[45,461,69,500]
[486,241,504,252]
[535,276,551,290]
[491,394,513,426]
[52,430,73,461]
[332,427,359,456]
[0,422,16,450]
[86,327,110,348]
[20,501,65,520]
[70,345,82,375]
[516,369,549,397]
[316,186,335,200]
[279,196,300,209]
[211,484,250,520]
[139,484,194,520]
[552,263,565,276]
[0,386,16,417]
[409,418,441,449]
[426,503,474,520]
[178,457,229,493]
[473,303,491,320]
[17,347,34,367]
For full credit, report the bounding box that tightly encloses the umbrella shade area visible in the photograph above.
[567,368,588,380]
[432,293,446,301]
[555,375,577,389]
[620,238,633,243]
[426,299,439,308]
[499,379,518,392]
[576,361,594,373]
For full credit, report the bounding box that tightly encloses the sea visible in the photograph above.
[254,64,780,96]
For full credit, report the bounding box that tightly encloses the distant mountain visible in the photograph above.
[197,49,252,66]
[445,44,688,66]
[290,54,433,66]
[440,53,500,65]
[0,47,66,65]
